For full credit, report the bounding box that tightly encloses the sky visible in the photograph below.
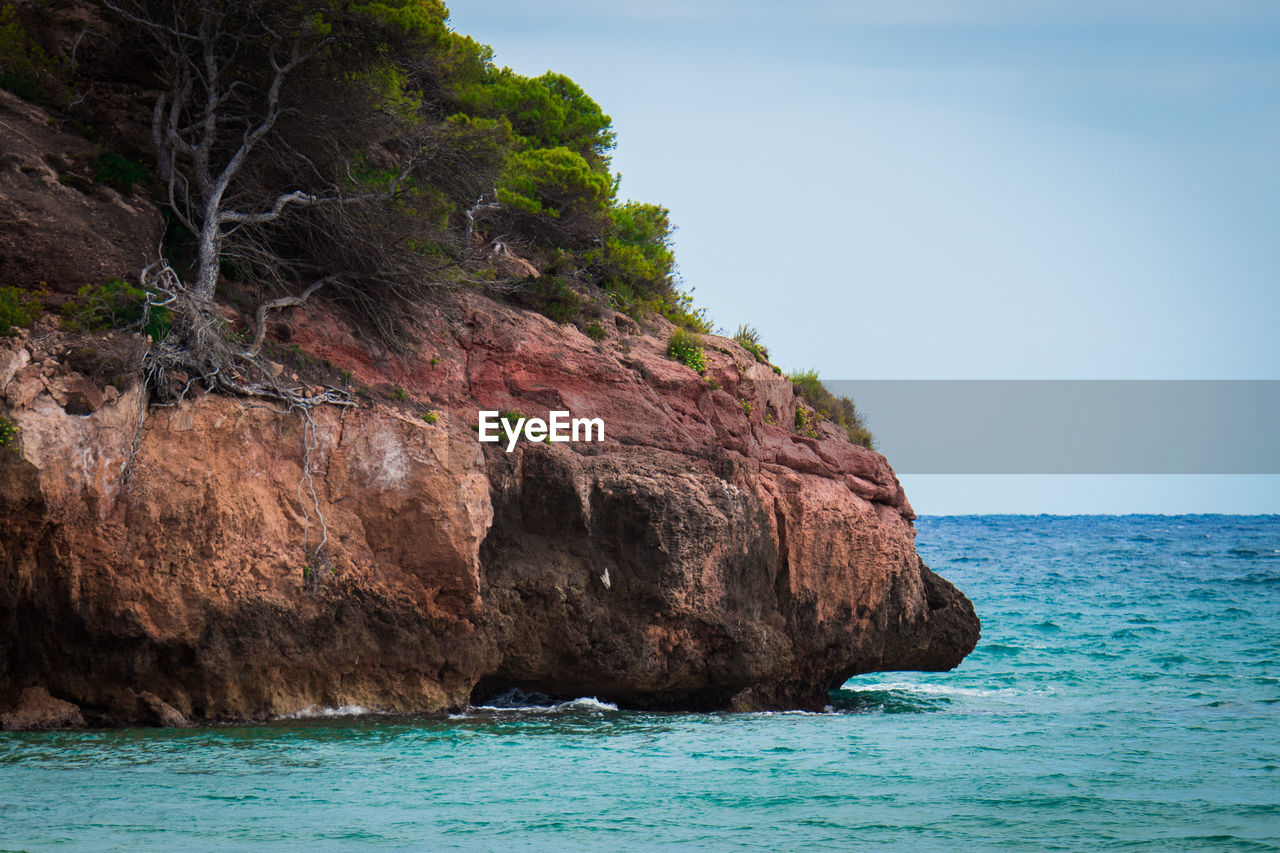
[446,0,1280,514]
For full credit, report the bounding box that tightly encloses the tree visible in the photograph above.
[94,0,476,400]
[495,146,615,249]
[105,0,444,302]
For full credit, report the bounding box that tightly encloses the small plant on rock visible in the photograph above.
[795,405,819,438]
[63,278,169,339]
[92,152,151,193]
[734,324,770,364]
[0,287,41,336]
[0,416,19,449]
[667,328,706,374]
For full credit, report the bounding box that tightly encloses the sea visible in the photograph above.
[1,515,1277,850]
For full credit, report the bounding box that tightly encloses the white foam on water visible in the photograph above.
[454,696,619,717]
[850,681,1012,700]
[276,704,378,720]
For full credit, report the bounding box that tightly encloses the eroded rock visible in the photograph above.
[1,687,85,731]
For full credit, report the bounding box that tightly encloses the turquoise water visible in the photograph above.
[2,515,1278,850]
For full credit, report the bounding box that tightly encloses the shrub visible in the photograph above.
[741,398,752,416]
[583,320,606,341]
[93,152,151,193]
[422,410,439,424]
[0,287,42,335]
[794,405,819,438]
[667,328,706,374]
[790,369,874,449]
[658,289,711,333]
[734,324,770,363]
[0,6,66,107]
[63,278,170,339]
[526,276,585,324]
[0,416,18,449]
[392,386,409,401]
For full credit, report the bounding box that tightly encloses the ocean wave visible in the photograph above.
[830,679,1033,714]
[850,680,1008,699]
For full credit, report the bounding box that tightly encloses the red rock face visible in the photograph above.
[0,289,978,726]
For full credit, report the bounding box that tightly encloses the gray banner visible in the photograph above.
[822,380,1280,474]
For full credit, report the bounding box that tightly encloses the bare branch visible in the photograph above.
[244,275,336,357]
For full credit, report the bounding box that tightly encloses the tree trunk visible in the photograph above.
[194,219,221,304]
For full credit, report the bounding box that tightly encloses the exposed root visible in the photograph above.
[296,402,329,594]
[138,260,356,410]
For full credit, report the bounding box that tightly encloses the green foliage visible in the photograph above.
[392,386,408,401]
[63,278,169,339]
[499,410,527,430]
[794,405,817,438]
[583,320,606,341]
[0,5,66,107]
[705,376,720,391]
[667,328,706,374]
[349,0,450,37]
[527,276,585,324]
[658,290,711,333]
[0,416,18,450]
[460,69,614,161]
[421,410,439,424]
[734,324,770,364]
[741,398,752,416]
[0,287,42,335]
[588,201,676,294]
[497,146,613,246]
[92,152,151,193]
[790,369,874,449]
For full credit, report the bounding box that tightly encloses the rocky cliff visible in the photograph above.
[0,87,978,729]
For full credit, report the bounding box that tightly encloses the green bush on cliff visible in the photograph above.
[524,276,586,324]
[790,369,874,449]
[667,328,706,374]
[0,286,42,335]
[734,325,770,364]
[92,152,151,193]
[63,278,170,340]
[0,416,18,449]
[0,5,67,107]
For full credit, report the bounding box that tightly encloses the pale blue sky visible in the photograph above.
[447,1,1280,513]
